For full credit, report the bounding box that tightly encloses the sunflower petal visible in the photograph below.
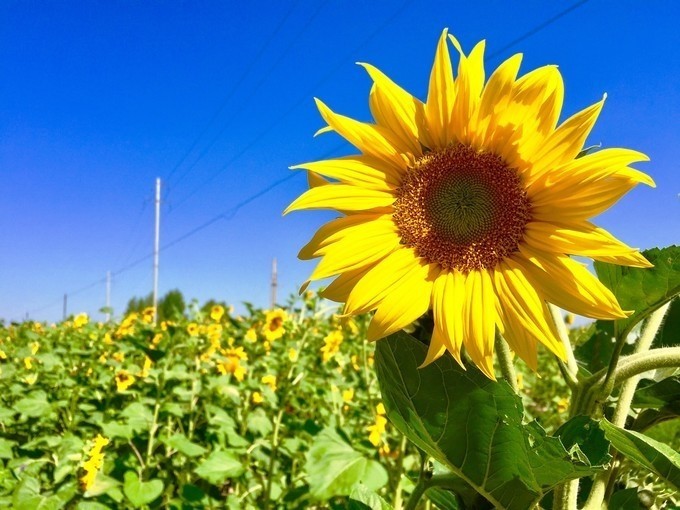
[514,246,628,320]
[309,229,400,281]
[449,36,486,143]
[523,221,652,268]
[360,62,426,157]
[298,213,394,259]
[284,184,394,214]
[471,53,523,149]
[314,98,408,171]
[527,96,605,183]
[463,270,497,379]
[321,265,372,302]
[367,264,436,341]
[421,328,448,367]
[345,248,425,315]
[431,270,465,366]
[307,171,329,188]
[425,29,455,148]
[494,261,565,363]
[292,155,400,190]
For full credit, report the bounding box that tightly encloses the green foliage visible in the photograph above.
[374,332,606,509]
[601,419,680,490]
[305,428,388,500]
[0,294,408,509]
[124,289,186,320]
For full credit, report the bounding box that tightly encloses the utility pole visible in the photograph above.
[270,258,277,309]
[62,293,67,321]
[152,178,161,324]
[105,271,111,322]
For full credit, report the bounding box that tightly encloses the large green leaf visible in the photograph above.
[193,450,245,485]
[305,428,388,501]
[654,297,680,348]
[122,471,164,508]
[600,419,680,490]
[375,332,604,510]
[161,433,207,457]
[594,245,680,338]
[632,376,680,413]
[348,483,394,510]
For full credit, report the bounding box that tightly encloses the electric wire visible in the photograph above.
[163,0,300,189]
[165,1,327,197]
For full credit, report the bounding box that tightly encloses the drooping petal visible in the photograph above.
[314,98,408,171]
[430,270,465,366]
[523,221,652,268]
[425,29,455,148]
[462,269,497,379]
[493,260,566,364]
[367,263,437,341]
[422,327,448,367]
[360,63,427,157]
[284,184,395,214]
[320,266,372,303]
[292,155,401,189]
[514,245,628,320]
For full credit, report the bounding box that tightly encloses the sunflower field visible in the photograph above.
[1,265,679,510]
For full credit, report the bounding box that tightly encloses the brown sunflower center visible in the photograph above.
[393,144,531,272]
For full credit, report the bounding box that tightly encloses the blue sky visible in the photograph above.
[1,1,678,323]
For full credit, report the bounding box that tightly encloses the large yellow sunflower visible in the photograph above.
[285,29,654,378]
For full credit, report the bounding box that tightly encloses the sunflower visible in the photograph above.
[285,29,654,378]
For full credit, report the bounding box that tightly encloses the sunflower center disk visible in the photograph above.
[393,144,531,272]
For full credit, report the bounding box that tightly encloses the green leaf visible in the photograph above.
[600,419,680,490]
[14,395,51,418]
[122,471,164,508]
[426,488,462,510]
[194,450,244,485]
[246,408,273,436]
[120,402,154,433]
[654,297,680,348]
[594,245,680,338]
[348,483,394,510]
[0,438,16,459]
[305,428,388,501]
[632,376,680,413]
[608,488,645,510]
[162,433,207,457]
[375,332,604,510]
[101,421,133,440]
[554,416,611,467]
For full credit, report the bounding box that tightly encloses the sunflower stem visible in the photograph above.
[583,303,672,510]
[495,330,518,392]
[549,304,579,381]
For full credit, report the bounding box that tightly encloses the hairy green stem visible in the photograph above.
[583,304,672,510]
[392,435,409,510]
[404,472,463,510]
[549,304,579,378]
[495,331,518,392]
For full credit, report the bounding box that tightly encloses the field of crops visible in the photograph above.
[0,291,580,510]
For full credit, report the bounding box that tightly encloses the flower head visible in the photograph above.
[210,305,225,322]
[261,374,277,392]
[320,330,343,363]
[262,309,288,341]
[216,347,248,381]
[285,29,653,378]
[73,313,89,329]
[115,370,135,392]
[245,327,258,343]
[80,435,109,491]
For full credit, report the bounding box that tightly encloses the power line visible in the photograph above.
[167,0,413,213]
[27,143,347,318]
[166,1,328,197]
[163,0,300,188]
[487,0,590,60]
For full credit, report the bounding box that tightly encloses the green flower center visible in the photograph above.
[393,144,531,272]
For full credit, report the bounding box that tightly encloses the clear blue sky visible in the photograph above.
[1,1,678,323]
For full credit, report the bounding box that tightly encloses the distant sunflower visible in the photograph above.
[285,30,654,378]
